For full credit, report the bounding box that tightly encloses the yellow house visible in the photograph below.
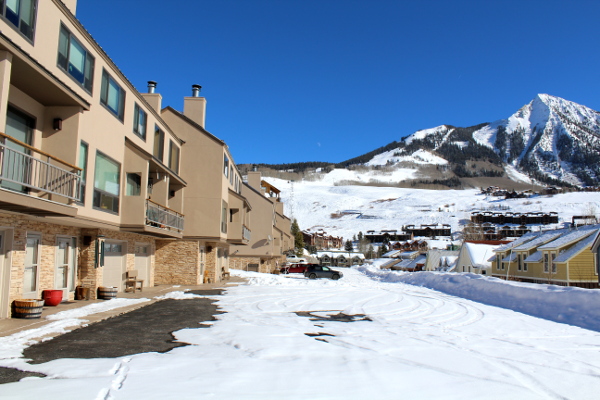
[491,226,599,288]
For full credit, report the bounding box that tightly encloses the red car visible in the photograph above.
[281,263,316,274]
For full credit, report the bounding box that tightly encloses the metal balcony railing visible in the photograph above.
[0,140,81,201]
[146,199,184,233]
[243,225,251,241]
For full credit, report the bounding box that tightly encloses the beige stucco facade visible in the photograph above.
[0,0,289,319]
[229,172,293,274]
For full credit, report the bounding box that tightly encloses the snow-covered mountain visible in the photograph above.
[370,94,600,187]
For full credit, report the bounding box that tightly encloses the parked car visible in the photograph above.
[281,263,314,274]
[303,265,343,280]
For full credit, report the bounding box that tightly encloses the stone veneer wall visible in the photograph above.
[0,212,158,306]
[155,240,201,285]
[0,213,81,305]
[230,255,286,274]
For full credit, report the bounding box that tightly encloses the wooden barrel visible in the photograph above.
[98,286,118,300]
[12,299,44,319]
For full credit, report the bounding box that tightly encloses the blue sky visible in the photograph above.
[77,0,600,165]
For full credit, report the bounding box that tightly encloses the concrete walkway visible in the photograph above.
[0,277,245,342]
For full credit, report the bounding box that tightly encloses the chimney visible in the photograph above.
[183,84,207,128]
[141,80,162,112]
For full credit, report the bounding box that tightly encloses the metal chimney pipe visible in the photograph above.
[147,81,157,93]
[192,84,202,97]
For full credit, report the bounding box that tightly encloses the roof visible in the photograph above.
[554,232,598,263]
[494,232,538,252]
[512,230,566,251]
[524,251,542,263]
[463,242,499,268]
[501,253,517,262]
[538,225,600,251]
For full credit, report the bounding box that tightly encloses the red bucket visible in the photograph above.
[42,290,63,306]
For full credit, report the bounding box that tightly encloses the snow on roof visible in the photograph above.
[554,232,598,263]
[494,232,538,252]
[383,250,402,258]
[524,251,542,263]
[464,242,499,268]
[502,253,517,262]
[538,225,600,251]
[316,251,365,259]
[512,230,566,251]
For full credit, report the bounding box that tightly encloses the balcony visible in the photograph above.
[0,136,80,216]
[146,199,184,234]
[228,221,251,245]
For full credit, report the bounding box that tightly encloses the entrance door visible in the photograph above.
[2,107,34,192]
[24,234,41,299]
[134,243,150,287]
[55,237,76,298]
[102,241,125,290]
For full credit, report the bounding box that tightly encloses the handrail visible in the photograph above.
[147,198,185,216]
[0,132,81,171]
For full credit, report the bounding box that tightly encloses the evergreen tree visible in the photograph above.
[291,219,305,257]
[344,239,354,252]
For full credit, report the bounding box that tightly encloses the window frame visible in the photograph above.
[153,125,164,162]
[126,172,141,196]
[57,23,94,93]
[168,140,179,174]
[133,103,147,140]
[1,0,37,42]
[100,68,125,121]
[93,151,121,214]
[77,141,88,204]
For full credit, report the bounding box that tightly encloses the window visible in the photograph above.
[517,254,522,271]
[24,233,40,295]
[153,125,164,161]
[223,155,229,178]
[126,173,141,196]
[221,200,228,233]
[168,141,179,174]
[133,103,147,140]
[543,253,549,273]
[100,69,125,120]
[2,0,36,40]
[57,24,94,92]
[78,141,88,203]
[551,253,557,274]
[93,152,120,213]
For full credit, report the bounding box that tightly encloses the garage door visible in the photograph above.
[134,244,150,287]
[103,241,125,291]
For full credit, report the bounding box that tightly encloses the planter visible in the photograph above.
[98,286,118,300]
[75,286,90,300]
[12,299,44,319]
[42,289,63,306]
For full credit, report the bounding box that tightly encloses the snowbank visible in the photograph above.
[358,265,600,332]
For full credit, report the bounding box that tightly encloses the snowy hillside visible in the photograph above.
[363,94,600,187]
[272,172,600,241]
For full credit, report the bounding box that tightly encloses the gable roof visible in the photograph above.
[554,232,599,263]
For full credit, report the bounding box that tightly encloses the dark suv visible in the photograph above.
[303,265,343,280]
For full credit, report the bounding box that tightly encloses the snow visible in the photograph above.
[367,148,448,166]
[273,172,600,242]
[463,242,498,268]
[2,268,600,399]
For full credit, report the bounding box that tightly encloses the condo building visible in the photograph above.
[0,0,291,318]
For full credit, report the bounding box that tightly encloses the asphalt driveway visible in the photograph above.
[0,289,223,383]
